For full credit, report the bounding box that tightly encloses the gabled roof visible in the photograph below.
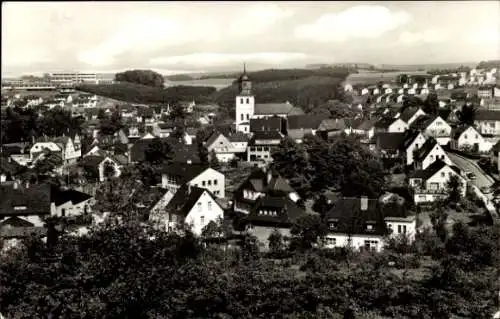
[249,131,283,145]
[250,117,282,132]
[205,131,225,148]
[452,125,480,140]
[410,115,443,131]
[79,155,106,168]
[1,216,34,227]
[227,132,249,143]
[165,185,218,218]
[130,138,200,163]
[491,140,500,153]
[235,168,297,198]
[287,115,324,130]
[409,159,461,180]
[245,195,306,227]
[254,102,294,115]
[325,197,411,236]
[50,186,92,206]
[317,118,347,131]
[475,110,500,121]
[356,117,378,130]
[373,132,406,150]
[401,130,424,149]
[414,138,440,161]
[399,107,423,123]
[0,183,52,217]
[374,117,398,129]
[161,163,209,184]
[0,226,47,239]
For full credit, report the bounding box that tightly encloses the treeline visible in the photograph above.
[115,69,165,88]
[477,60,500,70]
[0,216,498,318]
[231,67,350,84]
[427,65,471,75]
[76,83,217,104]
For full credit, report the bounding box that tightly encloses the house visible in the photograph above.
[80,155,122,182]
[161,163,225,198]
[478,86,494,99]
[54,93,73,103]
[244,195,306,250]
[401,130,428,166]
[129,137,200,164]
[152,122,175,138]
[414,138,453,170]
[451,125,492,153]
[247,131,283,163]
[316,118,348,139]
[490,140,500,172]
[50,186,93,217]
[233,168,300,215]
[438,109,460,126]
[249,117,283,133]
[355,118,379,140]
[29,142,62,162]
[399,107,426,126]
[474,110,500,136]
[324,195,416,252]
[374,117,408,134]
[286,115,324,143]
[409,160,466,204]
[149,184,223,235]
[371,132,406,159]
[180,100,195,113]
[411,115,452,145]
[227,132,249,154]
[52,135,82,164]
[205,131,238,162]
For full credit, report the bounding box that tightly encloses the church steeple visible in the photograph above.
[238,63,252,95]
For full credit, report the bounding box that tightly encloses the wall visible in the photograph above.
[236,95,255,133]
[422,145,452,169]
[185,192,224,236]
[216,153,236,163]
[406,134,427,165]
[386,219,417,241]
[457,128,492,152]
[475,120,500,136]
[323,233,384,252]
[53,199,92,217]
[188,168,225,198]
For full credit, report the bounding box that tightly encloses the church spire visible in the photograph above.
[243,62,246,74]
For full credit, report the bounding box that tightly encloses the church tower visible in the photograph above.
[235,64,255,133]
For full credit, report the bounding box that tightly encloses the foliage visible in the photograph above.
[267,229,285,254]
[312,194,334,218]
[103,161,116,180]
[115,69,165,87]
[231,67,351,84]
[476,60,500,70]
[422,93,439,115]
[457,103,477,125]
[168,102,187,120]
[76,83,216,105]
[290,214,327,250]
[429,203,449,243]
[446,174,463,204]
[144,138,173,165]
[307,99,357,118]
[427,65,471,75]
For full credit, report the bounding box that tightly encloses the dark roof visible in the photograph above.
[245,195,306,227]
[130,138,200,163]
[409,159,461,180]
[325,197,411,236]
[410,115,438,131]
[287,115,324,130]
[452,125,478,139]
[165,185,217,218]
[50,186,92,206]
[401,130,424,149]
[492,140,500,153]
[318,118,347,131]
[374,117,397,129]
[414,138,439,161]
[228,132,249,142]
[79,155,105,168]
[0,183,52,217]
[374,132,406,150]
[248,131,283,146]
[1,216,34,227]
[235,168,297,199]
[356,118,379,130]
[475,110,500,121]
[162,162,209,184]
[254,102,295,115]
[205,131,223,147]
[250,117,282,132]
[137,107,154,118]
[399,107,422,123]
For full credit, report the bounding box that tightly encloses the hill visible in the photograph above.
[76,82,217,104]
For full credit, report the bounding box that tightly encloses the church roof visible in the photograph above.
[254,102,295,115]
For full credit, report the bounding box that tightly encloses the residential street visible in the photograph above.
[446,152,495,190]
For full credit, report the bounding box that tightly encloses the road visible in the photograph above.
[446,152,494,190]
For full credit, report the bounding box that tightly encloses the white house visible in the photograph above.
[409,160,466,204]
[29,142,62,161]
[414,138,453,170]
[161,163,225,198]
[474,110,500,136]
[402,131,428,165]
[51,188,93,217]
[324,195,416,252]
[399,107,427,126]
[205,132,237,163]
[452,126,493,153]
[413,115,452,145]
[374,117,409,134]
[149,185,224,236]
[81,155,122,182]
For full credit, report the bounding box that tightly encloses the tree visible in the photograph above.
[458,103,476,125]
[33,150,62,177]
[268,229,284,254]
[446,175,463,204]
[290,214,327,250]
[312,194,333,218]
[115,69,165,87]
[97,109,106,120]
[209,150,221,170]
[144,138,173,165]
[168,102,187,120]
[103,161,116,181]
[423,93,439,115]
[430,203,448,243]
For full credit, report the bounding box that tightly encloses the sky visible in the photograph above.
[2,1,499,77]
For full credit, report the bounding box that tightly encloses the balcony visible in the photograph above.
[411,187,447,195]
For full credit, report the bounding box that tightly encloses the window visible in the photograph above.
[246,98,249,104]
[240,98,244,104]
[464,134,468,139]
[244,127,248,132]
[326,237,337,246]
[398,225,402,233]
[202,181,206,186]
[208,180,212,186]
[364,240,378,252]
[246,114,249,120]
[214,191,219,195]
[257,147,262,151]
[213,179,217,185]
[197,203,202,212]
[328,222,337,230]
[441,172,445,177]
[200,215,205,224]
[403,225,407,233]
[475,134,479,139]
[61,208,66,217]
[208,201,212,211]
[366,224,374,231]
[240,114,244,121]
[13,206,27,210]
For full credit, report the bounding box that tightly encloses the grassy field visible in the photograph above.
[164,78,235,91]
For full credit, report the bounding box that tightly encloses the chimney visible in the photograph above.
[360,196,368,211]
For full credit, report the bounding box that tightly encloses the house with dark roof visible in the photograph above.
[401,130,428,166]
[438,108,460,126]
[410,115,452,145]
[324,195,416,252]
[413,138,453,170]
[50,186,93,217]
[233,168,300,215]
[451,125,493,153]
[316,118,349,139]
[161,162,225,198]
[129,137,200,164]
[247,131,283,163]
[249,117,283,133]
[398,107,426,126]
[409,160,466,204]
[80,155,122,182]
[474,110,500,136]
[30,134,81,164]
[253,102,304,119]
[149,184,224,235]
[286,115,324,143]
[204,131,240,163]
[374,117,408,134]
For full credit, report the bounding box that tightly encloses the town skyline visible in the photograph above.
[2,1,499,77]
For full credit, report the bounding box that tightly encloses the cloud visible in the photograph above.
[294,5,411,42]
[227,4,294,36]
[149,52,311,68]
[398,29,449,45]
[465,26,500,45]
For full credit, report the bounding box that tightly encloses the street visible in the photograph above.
[446,152,495,190]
